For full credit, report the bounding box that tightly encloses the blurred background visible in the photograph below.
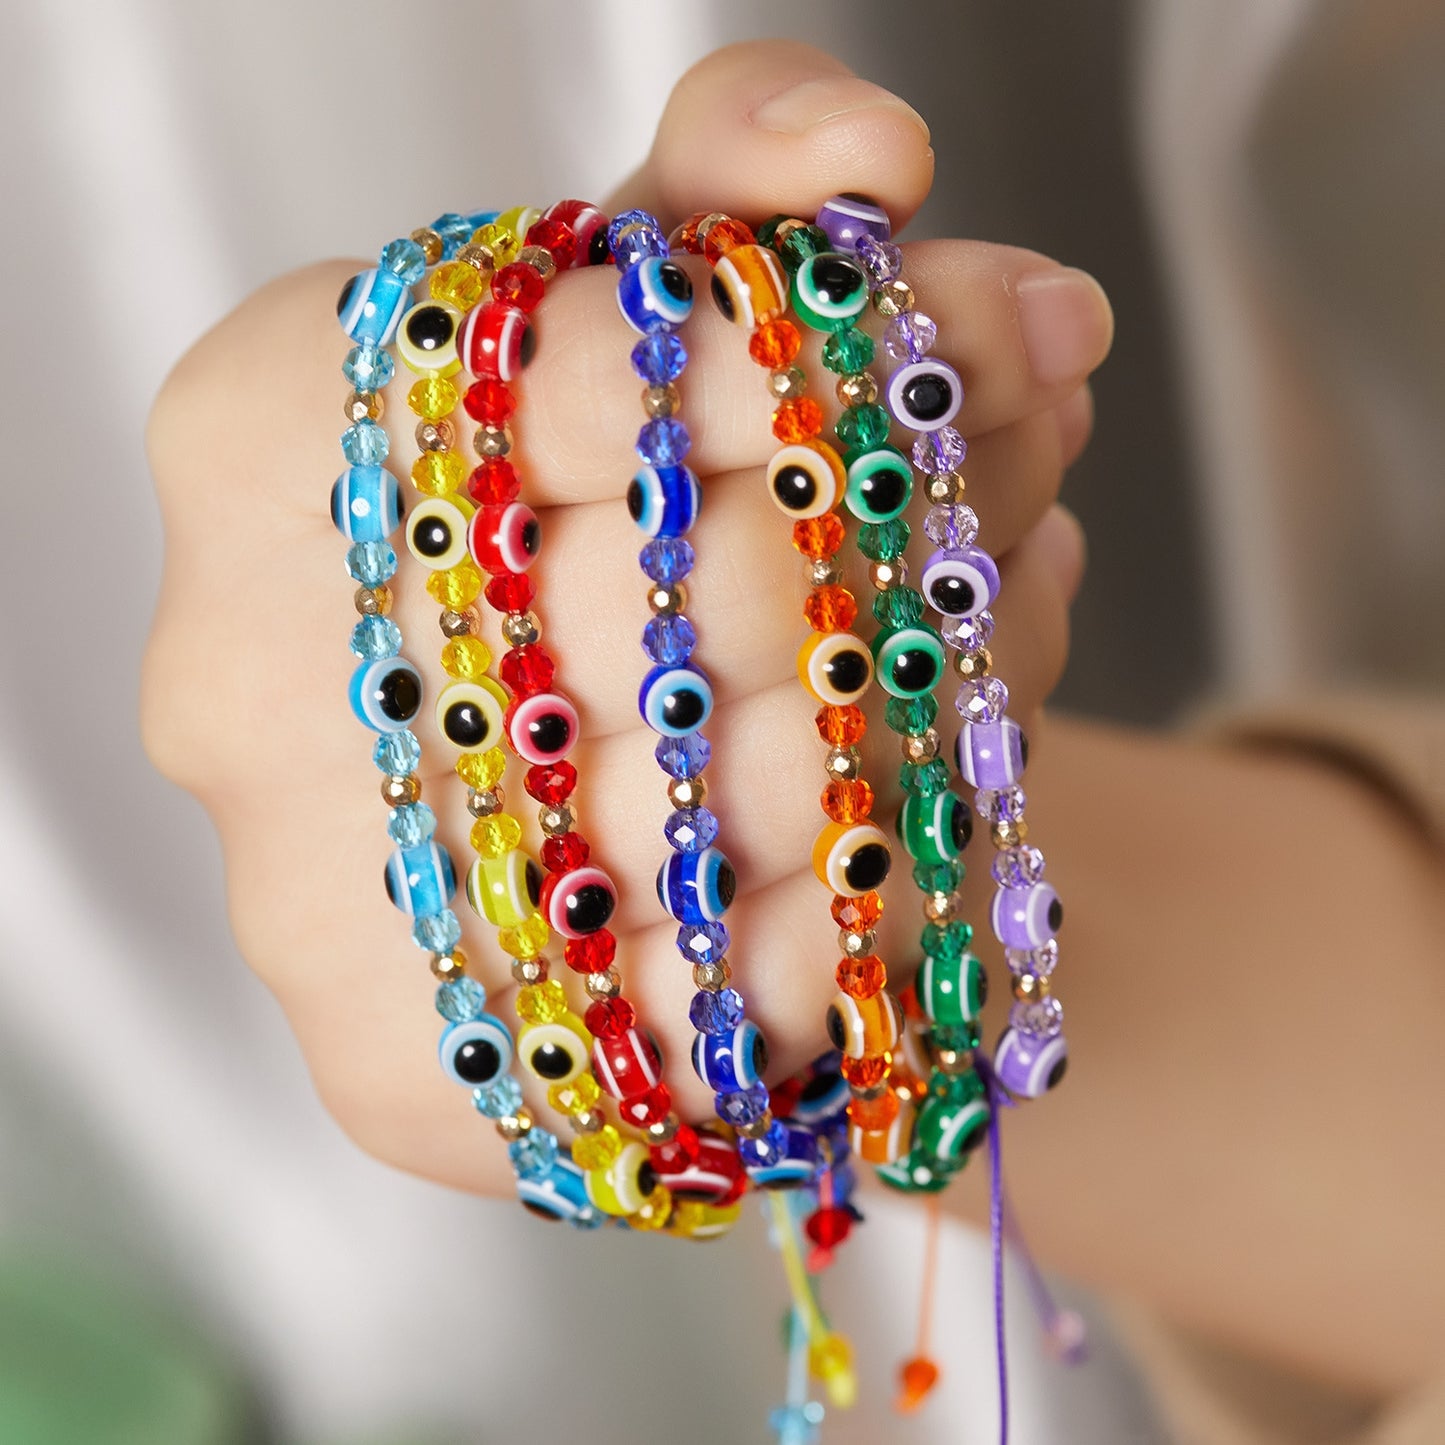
[3,0,1441,1440]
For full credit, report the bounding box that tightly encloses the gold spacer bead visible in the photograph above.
[1012,972,1051,1002]
[475,424,512,458]
[439,608,473,639]
[467,788,504,818]
[737,1110,773,1140]
[496,1110,532,1142]
[808,557,842,588]
[381,774,420,806]
[502,612,541,647]
[695,212,732,245]
[824,746,862,781]
[768,365,808,401]
[839,929,875,958]
[415,419,454,452]
[930,471,967,504]
[572,1108,605,1134]
[456,242,495,275]
[837,372,878,408]
[770,218,807,248]
[991,819,1029,848]
[929,1045,973,1076]
[642,383,679,418]
[540,803,576,837]
[873,280,915,318]
[870,559,907,591]
[954,648,994,680]
[411,228,444,265]
[584,967,621,1001]
[647,582,687,615]
[355,584,391,617]
[667,775,707,810]
[516,245,557,280]
[431,951,467,982]
[902,729,941,763]
[344,390,383,423]
[646,1114,681,1145]
[512,958,547,987]
[923,892,956,924]
[693,959,732,991]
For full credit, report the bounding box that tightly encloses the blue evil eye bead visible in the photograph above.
[825,989,904,1059]
[617,257,695,333]
[517,1154,596,1225]
[791,252,870,331]
[920,545,1000,617]
[992,881,1062,950]
[887,359,963,432]
[585,1140,658,1217]
[815,192,892,250]
[916,1080,990,1164]
[384,841,457,917]
[767,441,845,519]
[466,850,543,928]
[710,244,788,329]
[639,665,713,737]
[745,1121,820,1190]
[657,846,736,926]
[508,692,580,766]
[395,302,462,376]
[916,950,988,1027]
[331,466,403,542]
[435,677,508,752]
[898,789,973,866]
[540,866,617,939]
[955,717,1027,789]
[627,463,701,538]
[813,821,892,896]
[844,447,912,523]
[872,625,946,699]
[691,1019,767,1093]
[785,1067,850,1128]
[350,656,423,732]
[797,632,873,706]
[439,1014,513,1088]
[517,1018,592,1085]
[336,268,413,345]
[995,1026,1068,1097]
[406,495,472,570]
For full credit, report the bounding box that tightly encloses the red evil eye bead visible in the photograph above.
[507,692,579,766]
[541,866,617,938]
[659,1128,743,1202]
[592,1026,665,1101]
[458,301,535,381]
[543,200,608,266]
[468,502,540,574]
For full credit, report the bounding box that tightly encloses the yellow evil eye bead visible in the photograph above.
[466,850,544,928]
[766,441,845,519]
[496,204,542,241]
[709,243,788,328]
[797,631,874,706]
[517,1018,592,1085]
[825,988,904,1060]
[435,677,508,752]
[585,1140,658,1217]
[406,495,473,571]
[813,821,892,896]
[669,1199,742,1241]
[791,252,870,331]
[395,302,462,376]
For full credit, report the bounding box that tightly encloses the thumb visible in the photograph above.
[603,40,934,232]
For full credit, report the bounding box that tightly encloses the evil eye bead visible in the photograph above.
[709,244,788,329]
[875,1154,952,1195]
[458,300,535,381]
[888,359,963,433]
[331,465,403,542]
[517,1154,595,1225]
[825,989,904,1060]
[468,502,541,575]
[639,665,713,737]
[435,677,507,751]
[992,882,1063,950]
[336,268,412,345]
[898,790,973,866]
[920,545,1000,617]
[994,1026,1069,1097]
[955,718,1027,789]
[395,302,462,376]
[439,1014,513,1088]
[746,1122,819,1190]
[916,1084,990,1164]
[815,192,892,250]
[791,252,870,331]
[785,1068,850,1128]
[592,1025,664,1102]
[872,625,947,699]
[466,850,543,928]
[844,447,912,523]
[670,1201,742,1239]
[657,846,736,926]
[628,463,701,538]
[350,656,423,732]
[517,1018,591,1085]
[384,841,457,917]
[691,1020,767,1093]
[585,1140,657,1217]
[617,257,695,333]
[540,866,617,938]
[850,1099,916,1165]
[665,1129,744,1203]
[916,950,988,1028]
[508,692,580,766]
[406,495,471,570]
[542,199,608,266]
[797,632,873,706]
[813,822,892,896]
[766,441,845,519]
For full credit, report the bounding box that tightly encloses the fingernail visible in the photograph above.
[1015,269,1113,385]
[754,77,929,137]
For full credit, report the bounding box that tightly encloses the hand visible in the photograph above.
[141,40,1111,1197]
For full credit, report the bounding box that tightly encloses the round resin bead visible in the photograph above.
[709,244,788,328]
[457,301,535,381]
[816,192,892,249]
[331,465,403,542]
[887,359,963,432]
[791,253,870,331]
[350,656,423,732]
[468,502,540,575]
[585,1140,658,1216]
[691,1019,767,1093]
[395,301,462,376]
[543,198,608,265]
[657,846,736,926]
[639,664,713,736]
[384,841,457,917]
[628,463,701,537]
[336,268,412,346]
[435,678,507,752]
[664,1129,744,1202]
[916,950,988,1027]
[617,256,695,332]
[746,1122,820,1189]
[797,632,874,706]
[995,1026,1069,1097]
[813,822,892,896]
[786,1066,850,1128]
[406,496,471,570]
[844,447,912,523]
[991,881,1063,950]
[517,1154,597,1225]
[466,850,543,928]
[920,545,1000,618]
[825,989,904,1059]
[540,866,618,938]
[898,789,972,865]
[916,1081,989,1165]
[955,718,1028,789]
[517,1018,592,1085]
[872,626,947,699]
[876,1153,953,1194]
[439,1013,513,1088]
[850,1097,915,1164]
[767,441,845,519]
[592,1026,665,1101]
[507,692,579,765]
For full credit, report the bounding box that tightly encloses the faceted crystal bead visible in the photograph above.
[411,448,465,497]
[499,644,554,696]
[468,457,521,504]
[816,705,867,747]
[857,519,910,561]
[657,731,711,779]
[509,1129,559,1181]
[822,326,875,374]
[469,813,523,859]
[924,504,980,550]
[841,1054,888,1090]
[872,587,925,629]
[619,1084,673,1130]
[432,212,476,256]
[488,262,543,312]
[1006,939,1059,977]
[373,729,421,775]
[632,331,688,385]
[914,427,967,474]
[1011,996,1064,1038]
[638,417,690,466]
[484,572,533,613]
[525,762,577,806]
[341,419,389,465]
[455,747,506,790]
[342,344,395,391]
[884,695,937,735]
[955,677,1010,723]
[941,611,996,653]
[517,980,569,1024]
[441,637,492,681]
[832,891,883,930]
[350,615,402,660]
[737,1120,787,1170]
[715,1084,769,1128]
[993,844,1046,888]
[899,759,950,797]
[773,398,824,444]
[436,975,488,1022]
[408,376,459,424]
[792,513,845,560]
[776,223,827,271]
[913,858,965,894]
[642,613,697,666]
[564,930,616,974]
[836,953,886,998]
[584,997,636,1038]
[388,801,437,847]
[703,216,756,263]
[345,541,398,587]
[847,1090,900,1131]
[524,217,577,268]
[463,377,516,426]
[665,807,719,853]
[548,1073,600,1116]
[803,585,858,632]
[571,1124,621,1170]
[650,1122,701,1173]
[639,537,695,584]
[921,920,972,963]
[974,785,1027,822]
[689,986,745,1034]
[431,259,485,311]
[855,235,903,285]
[542,831,589,872]
[750,318,801,368]
[380,237,427,284]
[497,913,550,960]
[413,910,461,953]
[835,403,891,451]
[679,921,729,966]
[473,1074,523,1118]
[822,778,874,824]
[426,561,482,610]
[884,311,938,362]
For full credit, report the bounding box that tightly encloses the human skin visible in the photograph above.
[140,41,1445,1405]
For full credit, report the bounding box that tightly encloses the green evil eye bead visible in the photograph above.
[871,625,946,699]
[875,1152,953,1195]
[844,446,913,523]
[898,790,973,866]
[915,1074,989,1165]
[916,950,988,1028]
[791,252,870,331]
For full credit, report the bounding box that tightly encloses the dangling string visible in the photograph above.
[895,1195,942,1411]
[769,1304,827,1445]
[1003,1195,1088,1365]
[977,1052,1012,1445]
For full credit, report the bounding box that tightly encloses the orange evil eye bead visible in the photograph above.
[586,1140,658,1216]
[466,849,544,928]
[517,1017,592,1085]
[766,441,845,519]
[435,677,508,751]
[406,495,472,570]
[825,989,904,1060]
[709,243,788,329]
[797,632,874,706]
[813,821,892,896]
[395,301,463,376]
[849,1097,916,1164]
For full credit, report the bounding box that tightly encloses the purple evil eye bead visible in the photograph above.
[384,840,457,917]
[920,545,1000,618]
[336,268,413,346]
[617,257,695,333]
[887,359,963,433]
[657,846,736,926]
[815,193,892,250]
[331,465,403,542]
[994,1025,1069,1097]
[744,1120,820,1190]
[692,1018,768,1093]
[992,881,1063,949]
[955,717,1027,788]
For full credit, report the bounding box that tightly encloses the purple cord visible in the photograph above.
[977,1053,1012,1445]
